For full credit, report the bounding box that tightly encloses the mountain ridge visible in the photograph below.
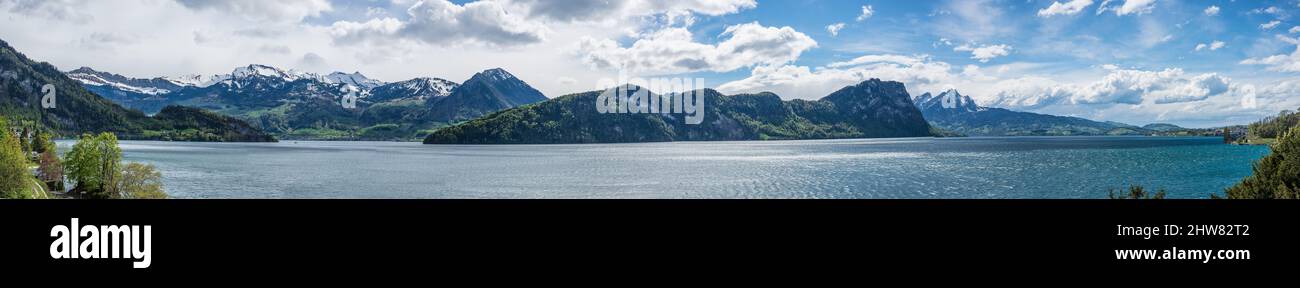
[424,79,935,144]
[0,38,274,142]
[915,89,1163,136]
[71,64,548,140]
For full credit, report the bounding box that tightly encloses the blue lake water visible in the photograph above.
[69,137,1269,199]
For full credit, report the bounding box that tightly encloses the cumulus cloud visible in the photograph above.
[718,54,955,100]
[329,0,547,47]
[1241,36,1300,72]
[1096,0,1156,16]
[719,51,1236,109]
[857,5,874,21]
[1203,5,1219,16]
[984,77,1073,108]
[174,0,331,23]
[954,43,1012,62]
[575,22,817,75]
[1067,68,1229,104]
[1037,0,1094,17]
[1292,26,1300,34]
[1194,41,1225,51]
[826,23,845,36]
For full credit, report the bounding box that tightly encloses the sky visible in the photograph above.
[2,0,1300,128]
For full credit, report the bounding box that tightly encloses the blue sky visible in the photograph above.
[1,0,1299,127]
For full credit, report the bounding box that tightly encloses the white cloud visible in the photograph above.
[174,0,332,23]
[505,0,756,22]
[712,50,1291,126]
[826,23,845,37]
[1068,68,1230,104]
[954,43,1013,62]
[575,22,817,75]
[0,0,94,23]
[1241,37,1300,72]
[1258,6,1284,16]
[718,54,955,100]
[936,0,1013,41]
[1292,26,1300,34]
[1097,0,1156,16]
[1261,20,1283,30]
[1037,0,1094,17]
[329,0,548,47]
[857,5,874,21]
[1203,5,1219,16]
[984,77,1072,108]
[721,53,1234,108]
[1195,40,1225,51]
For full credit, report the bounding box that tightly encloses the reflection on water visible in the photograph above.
[64,137,1268,199]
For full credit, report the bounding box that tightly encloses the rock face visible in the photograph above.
[820,79,934,138]
[424,79,937,144]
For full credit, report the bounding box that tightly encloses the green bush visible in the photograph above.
[1225,125,1300,199]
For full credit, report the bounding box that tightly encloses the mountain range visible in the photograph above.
[68,65,548,140]
[424,79,936,144]
[0,38,274,142]
[913,89,1191,136]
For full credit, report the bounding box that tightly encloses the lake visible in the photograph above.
[65,137,1269,199]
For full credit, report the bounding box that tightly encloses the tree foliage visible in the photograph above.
[0,117,32,199]
[1,39,274,143]
[426,82,935,144]
[1247,108,1300,140]
[1226,125,1300,199]
[118,162,165,199]
[64,132,122,198]
[35,131,63,191]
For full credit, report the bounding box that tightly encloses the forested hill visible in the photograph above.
[424,79,935,144]
[0,38,274,142]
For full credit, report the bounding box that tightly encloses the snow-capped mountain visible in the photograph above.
[324,71,385,90]
[478,68,517,82]
[68,65,546,140]
[426,68,548,122]
[369,77,459,102]
[67,67,183,95]
[915,89,981,114]
[162,74,229,88]
[914,89,1146,136]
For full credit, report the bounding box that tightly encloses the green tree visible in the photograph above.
[64,132,123,198]
[0,118,32,199]
[1225,125,1300,199]
[31,131,51,154]
[36,131,64,192]
[118,162,166,199]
